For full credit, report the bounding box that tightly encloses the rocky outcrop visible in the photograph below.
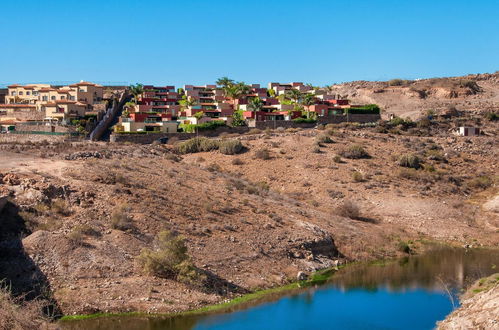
[438,274,499,330]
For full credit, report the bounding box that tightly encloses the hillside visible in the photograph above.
[328,72,499,119]
[0,118,498,318]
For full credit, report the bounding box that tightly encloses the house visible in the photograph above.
[456,127,480,136]
[42,101,90,121]
[115,112,178,133]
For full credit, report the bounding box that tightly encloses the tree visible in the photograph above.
[194,111,204,121]
[225,82,251,108]
[179,95,197,110]
[248,97,264,112]
[302,94,316,119]
[231,110,246,127]
[284,88,303,105]
[216,77,235,89]
[129,83,144,104]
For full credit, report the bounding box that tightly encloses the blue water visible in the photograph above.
[195,287,454,330]
[61,248,499,330]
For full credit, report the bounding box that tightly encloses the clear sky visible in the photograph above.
[1,0,498,87]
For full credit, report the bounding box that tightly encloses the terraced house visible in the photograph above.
[2,81,104,122]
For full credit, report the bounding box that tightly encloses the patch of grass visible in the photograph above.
[315,134,333,144]
[467,176,493,190]
[231,158,244,165]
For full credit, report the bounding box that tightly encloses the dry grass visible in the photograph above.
[0,286,45,330]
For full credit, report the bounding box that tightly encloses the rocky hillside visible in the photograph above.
[328,72,499,119]
[0,117,498,318]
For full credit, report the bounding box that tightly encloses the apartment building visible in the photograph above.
[136,85,180,117]
[115,112,178,133]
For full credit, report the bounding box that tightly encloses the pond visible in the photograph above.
[61,247,499,330]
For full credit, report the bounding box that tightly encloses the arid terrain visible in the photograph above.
[0,73,498,327]
[329,72,499,119]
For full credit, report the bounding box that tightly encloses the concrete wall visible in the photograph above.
[253,121,316,129]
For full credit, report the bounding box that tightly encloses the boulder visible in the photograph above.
[296,271,308,281]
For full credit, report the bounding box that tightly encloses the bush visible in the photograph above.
[176,137,216,154]
[311,145,322,153]
[0,286,45,329]
[467,176,492,190]
[333,155,343,163]
[316,134,333,144]
[345,104,381,115]
[352,171,364,182]
[67,227,85,246]
[388,79,411,86]
[335,200,360,219]
[485,112,498,121]
[339,145,370,159]
[219,139,243,155]
[180,120,226,133]
[51,199,71,216]
[398,153,422,169]
[111,204,133,231]
[254,148,271,160]
[137,230,204,284]
[231,158,244,165]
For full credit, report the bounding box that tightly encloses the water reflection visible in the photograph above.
[61,247,499,330]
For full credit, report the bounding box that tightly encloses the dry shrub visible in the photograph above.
[248,128,262,135]
[254,148,271,160]
[335,200,360,219]
[333,155,343,163]
[0,286,45,330]
[231,158,244,165]
[50,199,71,216]
[137,230,205,284]
[467,176,492,190]
[352,171,364,182]
[316,134,334,144]
[339,145,370,159]
[176,137,218,154]
[110,204,133,231]
[398,153,422,169]
[219,139,243,155]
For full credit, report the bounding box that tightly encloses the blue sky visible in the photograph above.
[1,0,497,87]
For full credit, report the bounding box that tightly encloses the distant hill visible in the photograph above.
[327,72,499,119]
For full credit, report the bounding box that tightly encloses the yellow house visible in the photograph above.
[42,101,90,121]
[6,84,50,105]
[67,81,104,104]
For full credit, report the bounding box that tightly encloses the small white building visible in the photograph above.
[457,126,480,136]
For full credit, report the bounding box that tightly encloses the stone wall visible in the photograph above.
[253,121,316,130]
[14,124,73,133]
[0,133,72,143]
[110,126,250,144]
[318,113,381,124]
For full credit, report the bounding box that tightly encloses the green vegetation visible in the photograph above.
[231,110,246,127]
[180,120,226,133]
[388,79,412,86]
[137,230,204,284]
[485,112,498,121]
[293,118,316,124]
[128,83,144,104]
[315,134,334,144]
[345,104,380,115]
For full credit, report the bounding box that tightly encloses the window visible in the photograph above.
[19,91,23,95]
[42,96,48,101]
[26,91,30,95]
[69,96,75,100]
[11,91,16,96]
[51,96,56,100]
[79,89,85,92]
[61,96,66,100]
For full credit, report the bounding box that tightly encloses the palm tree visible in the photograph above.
[302,94,316,119]
[284,89,303,105]
[226,82,251,109]
[129,83,144,104]
[216,77,235,89]
[248,97,264,112]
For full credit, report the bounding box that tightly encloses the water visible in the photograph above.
[61,247,499,330]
